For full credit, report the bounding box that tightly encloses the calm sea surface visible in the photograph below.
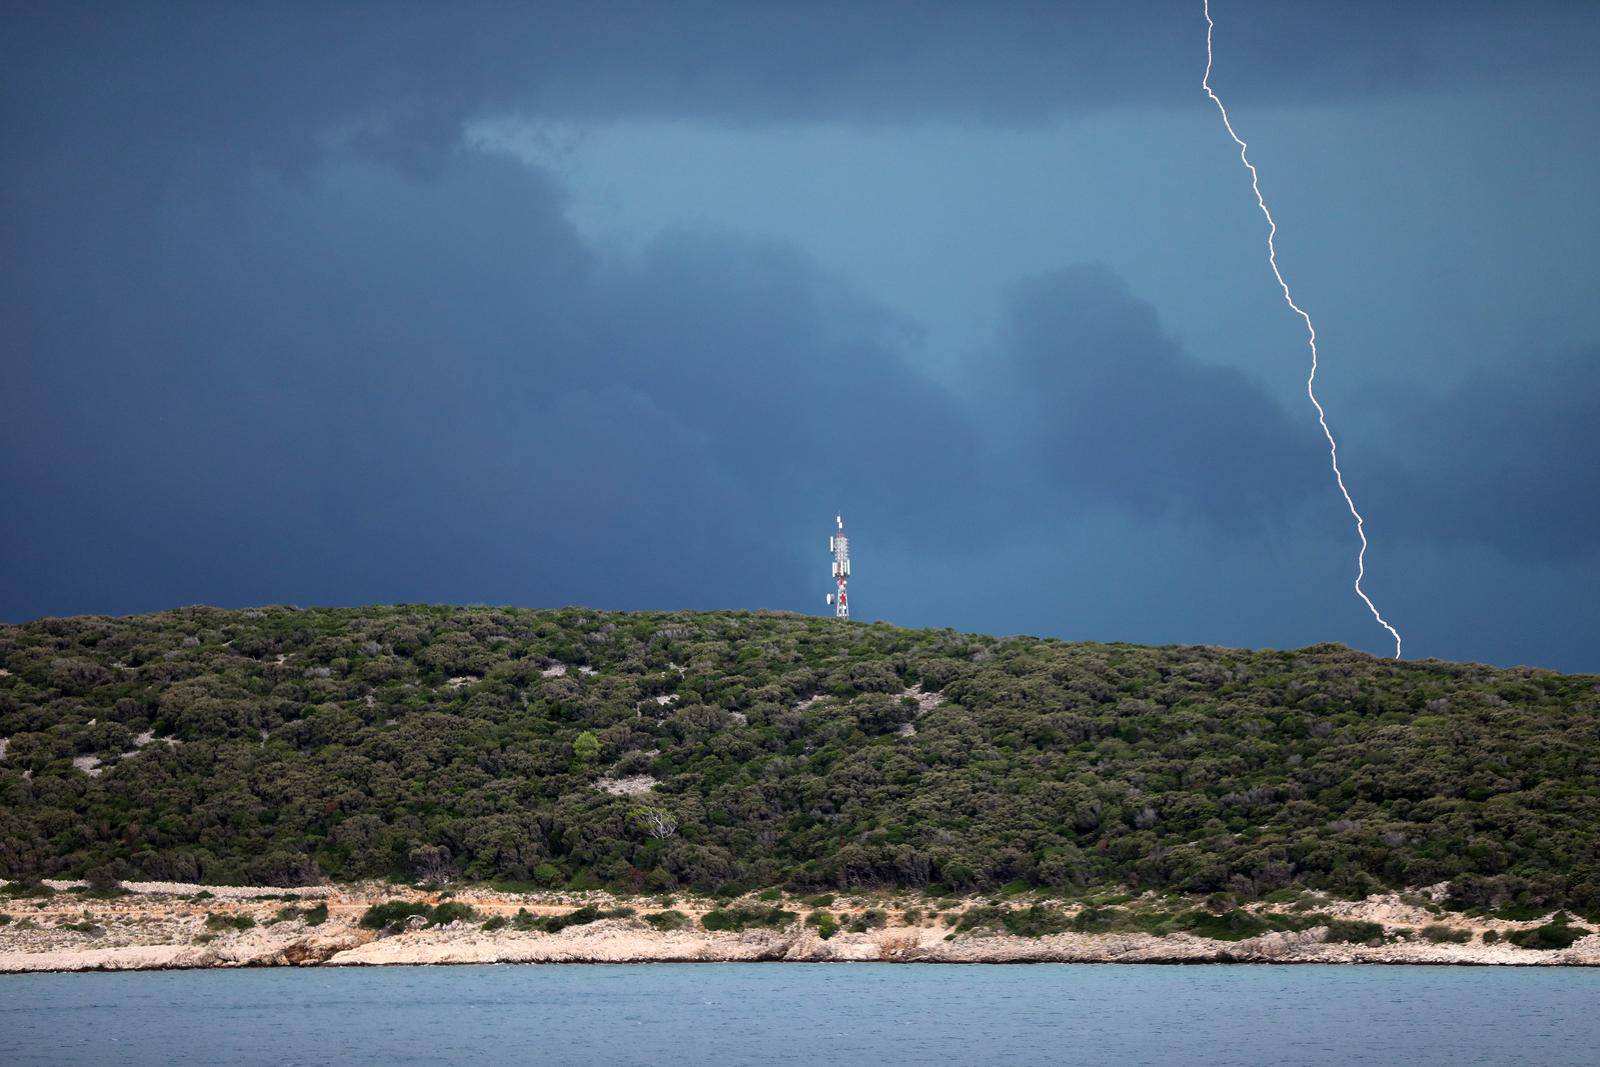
[3,963,1597,1066]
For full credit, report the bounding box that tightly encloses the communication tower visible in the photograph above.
[826,514,850,619]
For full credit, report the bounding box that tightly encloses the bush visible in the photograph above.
[804,894,835,908]
[848,909,887,933]
[541,905,601,933]
[303,902,328,926]
[1177,909,1272,941]
[644,910,690,931]
[539,905,632,933]
[1506,919,1590,951]
[82,868,127,898]
[1420,924,1471,944]
[702,906,796,932]
[1323,920,1385,944]
[2,881,55,899]
[1481,930,1500,944]
[481,915,508,932]
[1002,905,1071,937]
[428,901,477,926]
[806,911,840,939]
[204,913,256,932]
[0,914,10,925]
[273,906,302,924]
[359,900,433,930]
[1068,907,1128,934]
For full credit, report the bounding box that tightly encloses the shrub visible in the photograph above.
[1323,920,1385,944]
[806,911,840,939]
[428,901,477,926]
[1176,909,1271,941]
[644,910,690,931]
[1481,930,1500,944]
[539,906,631,933]
[1068,907,1128,934]
[1000,904,1070,937]
[757,888,783,901]
[957,906,1008,932]
[2,881,55,899]
[804,894,835,908]
[359,900,432,930]
[1506,919,1589,951]
[702,906,796,932]
[481,915,508,932]
[0,913,10,925]
[848,909,887,933]
[541,905,601,933]
[303,902,329,926]
[82,869,127,898]
[274,906,303,924]
[204,913,256,932]
[1421,924,1471,944]
[903,908,923,924]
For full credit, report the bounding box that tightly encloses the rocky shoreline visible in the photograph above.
[3,880,1597,973]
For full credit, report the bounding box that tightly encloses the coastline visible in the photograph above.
[4,880,1597,973]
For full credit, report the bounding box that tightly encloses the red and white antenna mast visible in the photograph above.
[826,513,850,619]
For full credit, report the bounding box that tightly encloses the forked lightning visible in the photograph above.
[1202,0,1403,658]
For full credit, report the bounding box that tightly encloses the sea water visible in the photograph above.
[3,963,1597,1065]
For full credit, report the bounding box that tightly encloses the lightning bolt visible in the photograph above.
[1202,0,1402,659]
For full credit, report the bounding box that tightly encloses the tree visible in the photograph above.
[631,806,678,840]
[573,730,601,763]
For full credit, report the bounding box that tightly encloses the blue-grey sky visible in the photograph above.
[4,1,1598,670]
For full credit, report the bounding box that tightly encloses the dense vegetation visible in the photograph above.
[2,606,1598,914]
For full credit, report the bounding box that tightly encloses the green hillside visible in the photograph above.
[2,606,1597,914]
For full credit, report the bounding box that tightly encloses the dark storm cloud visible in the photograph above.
[1364,351,1600,565]
[980,265,1323,532]
[3,1,1598,668]
[0,142,985,615]
[5,1,1589,179]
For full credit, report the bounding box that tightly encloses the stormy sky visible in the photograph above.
[4,1,1598,671]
